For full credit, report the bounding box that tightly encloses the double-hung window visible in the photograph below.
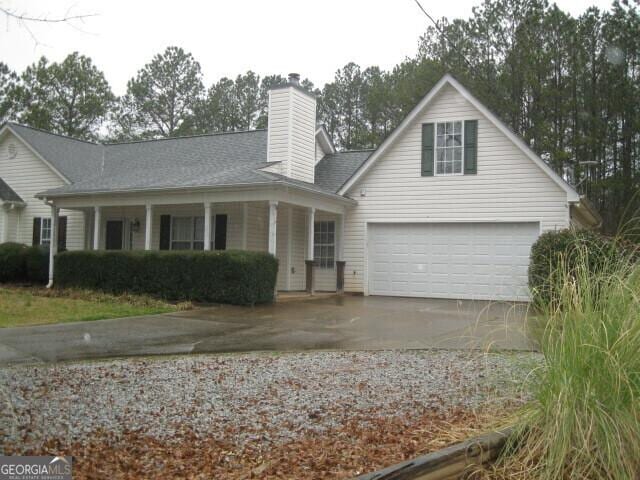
[435,121,463,175]
[170,215,227,250]
[171,217,194,250]
[40,218,52,245]
[314,221,335,269]
[33,216,67,249]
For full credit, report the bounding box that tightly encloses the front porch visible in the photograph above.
[44,187,351,294]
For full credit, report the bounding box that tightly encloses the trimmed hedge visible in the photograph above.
[55,250,279,305]
[25,245,50,283]
[528,229,632,304]
[0,242,49,283]
[0,242,27,282]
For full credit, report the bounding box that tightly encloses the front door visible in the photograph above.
[105,220,123,250]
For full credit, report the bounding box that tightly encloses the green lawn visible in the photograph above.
[0,287,180,328]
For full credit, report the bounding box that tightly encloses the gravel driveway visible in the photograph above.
[1,350,537,454]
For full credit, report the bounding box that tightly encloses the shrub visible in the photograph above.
[507,238,640,478]
[528,229,630,304]
[55,250,278,306]
[0,242,27,282]
[25,245,49,284]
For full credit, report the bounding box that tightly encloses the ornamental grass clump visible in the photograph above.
[508,236,640,479]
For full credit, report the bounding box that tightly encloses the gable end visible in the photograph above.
[0,125,71,184]
[338,74,579,202]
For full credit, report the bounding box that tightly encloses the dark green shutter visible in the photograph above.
[464,120,478,174]
[159,215,171,250]
[57,216,67,251]
[32,218,41,245]
[214,214,228,250]
[421,123,435,176]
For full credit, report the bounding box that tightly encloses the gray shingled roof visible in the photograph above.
[0,177,23,203]
[3,122,370,198]
[315,150,374,192]
[7,123,105,182]
[43,130,274,195]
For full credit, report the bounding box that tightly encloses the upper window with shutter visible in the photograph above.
[436,121,463,175]
[422,120,477,176]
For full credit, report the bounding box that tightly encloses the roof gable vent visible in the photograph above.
[7,143,17,159]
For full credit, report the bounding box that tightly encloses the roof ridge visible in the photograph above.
[105,128,267,145]
[6,122,102,145]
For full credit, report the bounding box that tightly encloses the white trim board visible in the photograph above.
[315,126,336,157]
[338,74,580,203]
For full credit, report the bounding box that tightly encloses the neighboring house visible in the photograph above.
[0,73,600,300]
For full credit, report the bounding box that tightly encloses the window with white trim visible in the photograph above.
[314,221,335,269]
[170,215,226,250]
[436,121,463,175]
[171,217,196,250]
[40,218,52,246]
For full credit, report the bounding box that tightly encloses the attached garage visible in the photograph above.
[367,222,540,301]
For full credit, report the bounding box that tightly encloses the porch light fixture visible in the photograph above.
[131,219,141,233]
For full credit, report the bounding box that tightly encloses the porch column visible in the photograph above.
[145,204,153,250]
[82,210,89,249]
[203,202,212,251]
[47,204,59,287]
[336,213,346,294]
[306,207,315,294]
[93,206,101,250]
[242,202,248,250]
[268,201,278,255]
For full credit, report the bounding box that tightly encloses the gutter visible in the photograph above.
[0,200,26,208]
[36,180,357,206]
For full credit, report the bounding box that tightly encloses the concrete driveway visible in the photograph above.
[0,295,534,365]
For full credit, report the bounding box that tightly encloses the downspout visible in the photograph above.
[43,198,57,289]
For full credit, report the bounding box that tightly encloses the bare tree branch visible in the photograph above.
[0,4,98,47]
[0,6,97,24]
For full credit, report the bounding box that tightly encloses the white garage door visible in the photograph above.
[367,222,540,301]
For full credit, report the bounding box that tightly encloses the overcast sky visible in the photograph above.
[0,0,616,95]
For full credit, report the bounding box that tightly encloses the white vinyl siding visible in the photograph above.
[0,132,84,249]
[0,209,19,244]
[267,87,316,183]
[343,84,569,295]
[275,204,307,291]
